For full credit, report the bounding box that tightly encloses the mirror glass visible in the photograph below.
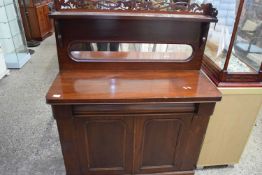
[69,42,193,62]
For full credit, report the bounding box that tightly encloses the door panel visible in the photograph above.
[36,6,45,34]
[134,113,193,174]
[73,113,193,174]
[74,116,133,175]
[141,119,182,167]
[43,5,52,31]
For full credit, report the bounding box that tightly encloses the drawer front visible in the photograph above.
[72,103,195,115]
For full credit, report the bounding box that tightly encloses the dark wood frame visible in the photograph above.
[201,0,262,87]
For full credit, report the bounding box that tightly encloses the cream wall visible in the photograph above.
[197,88,262,167]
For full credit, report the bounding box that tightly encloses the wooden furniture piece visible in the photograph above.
[19,0,53,41]
[46,1,221,175]
[198,88,262,167]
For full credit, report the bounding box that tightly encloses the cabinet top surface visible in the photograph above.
[46,70,221,104]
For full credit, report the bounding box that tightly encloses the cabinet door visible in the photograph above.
[43,5,52,31]
[74,115,134,175]
[134,113,193,174]
[36,6,45,35]
[36,5,51,36]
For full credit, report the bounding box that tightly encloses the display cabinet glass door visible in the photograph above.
[199,0,262,86]
[230,0,262,72]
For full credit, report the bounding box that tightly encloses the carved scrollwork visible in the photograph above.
[201,3,218,17]
[55,0,218,18]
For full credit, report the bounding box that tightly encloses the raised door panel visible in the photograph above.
[37,5,50,36]
[134,113,193,174]
[43,5,52,31]
[74,116,133,175]
[27,8,41,38]
[36,6,45,34]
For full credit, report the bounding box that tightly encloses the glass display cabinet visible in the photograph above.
[200,0,262,87]
[0,0,30,68]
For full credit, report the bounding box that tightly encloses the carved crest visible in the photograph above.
[55,0,218,17]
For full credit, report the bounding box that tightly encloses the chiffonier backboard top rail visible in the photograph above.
[49,1,218,71]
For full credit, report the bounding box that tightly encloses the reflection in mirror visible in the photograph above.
[69,42,193,62]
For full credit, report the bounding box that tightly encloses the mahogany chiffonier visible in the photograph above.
[46,1,221,175]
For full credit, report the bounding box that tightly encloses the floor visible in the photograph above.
[0,35,262,175]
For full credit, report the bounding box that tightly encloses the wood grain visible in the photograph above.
[46,70,221,104]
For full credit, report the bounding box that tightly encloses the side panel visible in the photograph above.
[198,89,262,167]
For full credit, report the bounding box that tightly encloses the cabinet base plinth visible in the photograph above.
[136,170,194,175]
[66,171,194,175]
